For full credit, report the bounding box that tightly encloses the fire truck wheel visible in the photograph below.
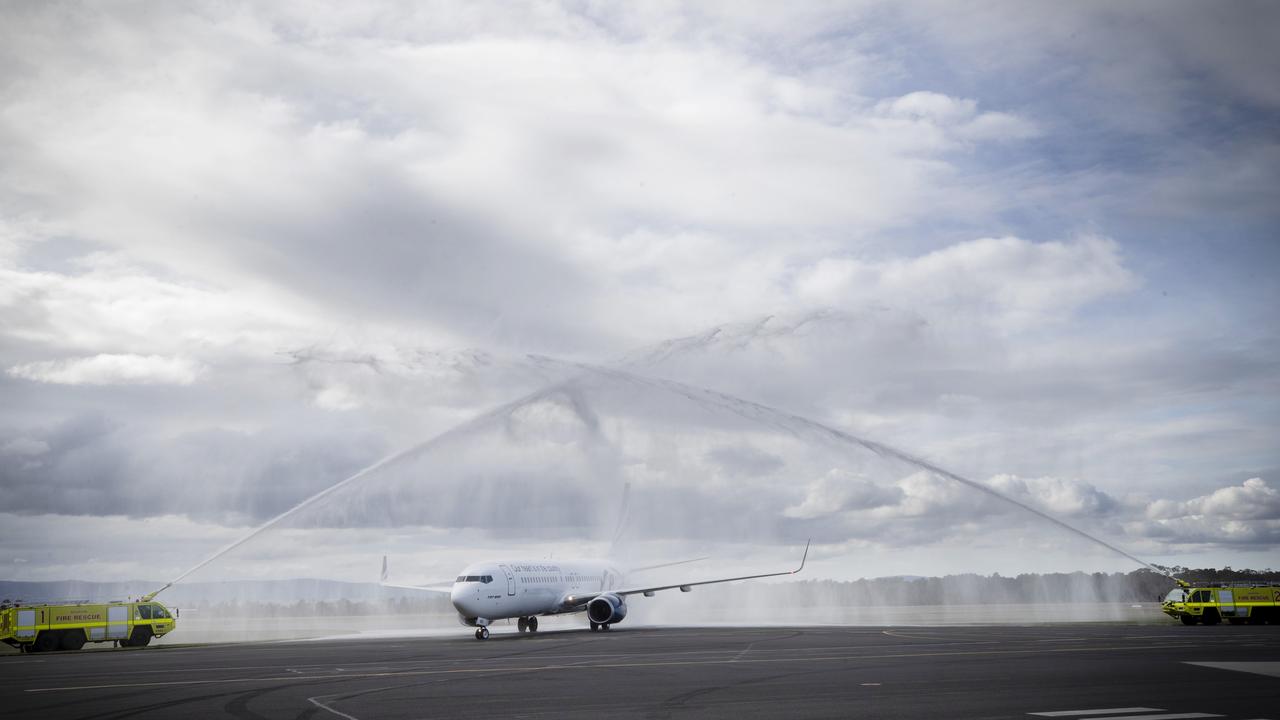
[1201,610,1221,626]
[128,627,152,647]
[1180,615,1198,625]
[33,631,59,652]
[60,630,86,651]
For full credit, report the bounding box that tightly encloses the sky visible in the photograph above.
[1,1,1277,587]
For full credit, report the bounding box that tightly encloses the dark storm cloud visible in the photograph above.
[0,414,386,524]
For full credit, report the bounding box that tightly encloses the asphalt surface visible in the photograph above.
[3,624,1278,719]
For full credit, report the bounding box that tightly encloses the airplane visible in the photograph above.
[381,541,809,640]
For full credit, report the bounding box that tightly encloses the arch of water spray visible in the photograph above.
[145,358,1167,601]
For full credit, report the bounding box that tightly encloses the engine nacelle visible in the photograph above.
[587,593,627,625]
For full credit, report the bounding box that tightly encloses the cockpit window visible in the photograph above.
[455,575,495,583]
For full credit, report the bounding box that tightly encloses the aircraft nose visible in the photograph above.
[450,584,472,614]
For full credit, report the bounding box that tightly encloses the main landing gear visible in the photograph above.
[589,621,611,632]
[517,616,539,633]
[474,627,490,640]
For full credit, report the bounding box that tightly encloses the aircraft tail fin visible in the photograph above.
[606,481,632,559]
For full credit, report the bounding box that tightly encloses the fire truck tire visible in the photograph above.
[1201,609,1221,625]
[33,631,59,652]
[128,627,153,647]
[1180,615,1198,625]
[60,630,86,651]
[1227,618,1246,625]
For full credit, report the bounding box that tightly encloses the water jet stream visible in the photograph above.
[540,358,1165,575]
[146,355,1166,600]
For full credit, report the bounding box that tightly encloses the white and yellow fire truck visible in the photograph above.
[1162,580,1280,625]
[1,599,177,652]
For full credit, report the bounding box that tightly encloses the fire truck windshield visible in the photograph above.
[1164,589,1186,603]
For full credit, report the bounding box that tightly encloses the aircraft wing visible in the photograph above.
[562,540,808,609]
[379,555,454,595]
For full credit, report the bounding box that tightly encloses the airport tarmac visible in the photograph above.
[3,624,1277,719]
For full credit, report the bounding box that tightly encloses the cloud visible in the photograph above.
[800,235,1135,328]
[987,474,1119,518]
[0,1,1276,581]
[8,354,204,386]
[1147,478,1280,523]
[785,469,905,519]
[874,91,1039,143]
[1128,478,1280,547]
[0,438,48,457]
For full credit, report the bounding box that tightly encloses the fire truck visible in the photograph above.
[1161,580,1280,625]
[1,599,177,652]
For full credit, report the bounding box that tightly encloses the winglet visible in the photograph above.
[792,539,810,574]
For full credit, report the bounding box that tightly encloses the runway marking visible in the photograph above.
[23,642,1201,693]
[731,639,762,662]
[1029,707,1218,712]
[1095,715,1220,720]
[309,695,362,720]
[1184,661,1280,678]
[881,629,1000,644]
[1029,710,1164,717]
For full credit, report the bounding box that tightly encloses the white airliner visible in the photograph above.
[381,542,809,640]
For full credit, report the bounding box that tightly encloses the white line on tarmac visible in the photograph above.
[1184,661,1280,678]
[24,642,1202,693]
[308,695,361,720]
[1030,710,1164,717]
[1083,714,1220,720]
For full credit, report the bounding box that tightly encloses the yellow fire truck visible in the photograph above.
[1162,581,1280,625]
[1,599,177,652]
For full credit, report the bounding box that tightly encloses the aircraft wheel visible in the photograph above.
[589,621,599,632]
[602,623,611,631]
[528,617,538,632]
[480,627,490,640]
[517,617,527,632]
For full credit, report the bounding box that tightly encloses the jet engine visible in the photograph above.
[587,593,627,625]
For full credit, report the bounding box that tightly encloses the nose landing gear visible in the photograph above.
[474,626,490,640]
